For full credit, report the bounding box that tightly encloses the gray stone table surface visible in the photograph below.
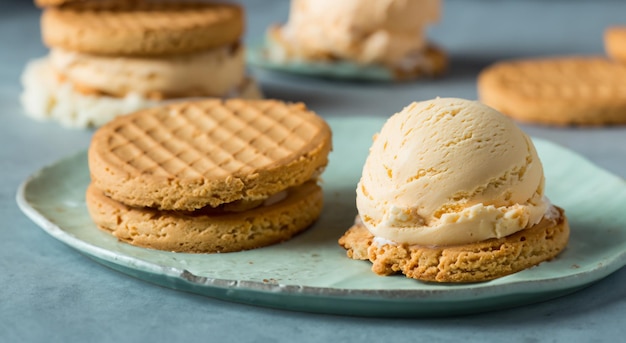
[1,0,625,342]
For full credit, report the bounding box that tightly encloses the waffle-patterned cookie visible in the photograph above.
[86,181,323,253]
[605,27,626,63]
[477,57,626,125]
[88,99,332,211]
[339,208,570,283]
[41,1,243,56]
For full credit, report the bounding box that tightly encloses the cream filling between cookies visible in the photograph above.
[20,58,261,128]
[49,44,245,99]
[190,190,291,215]
[213,178,320,213]
[221,191,288,213]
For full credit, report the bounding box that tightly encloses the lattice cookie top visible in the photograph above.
[88,99,332,210]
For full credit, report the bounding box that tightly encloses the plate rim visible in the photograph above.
[246,43,395,81]
[15,179,622,316]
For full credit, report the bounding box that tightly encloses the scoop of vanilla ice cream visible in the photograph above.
[356,98,549,246]
[282,0,440,66]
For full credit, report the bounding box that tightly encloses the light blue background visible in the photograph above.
[1,1,624,342]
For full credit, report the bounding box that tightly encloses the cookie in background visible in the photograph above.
[34,0,87,5]
[21,0,262,128]
[605,26,626,63]
[478,25,626,126]
[250,0,447,81]
[478,57,626,126]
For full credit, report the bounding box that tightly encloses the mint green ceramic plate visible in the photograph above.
[17,117,626,317]
[247,44,395,81]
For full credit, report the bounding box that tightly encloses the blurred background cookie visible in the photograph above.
[34,0,86,6]
[21,0,261,128]
[477,57,626,126]
[604,26,626,63]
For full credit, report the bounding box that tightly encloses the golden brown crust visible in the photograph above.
[41,1,243,56]
[36,0,140,7]
[35,0,99,7]
[391,45,448,81]
[477,57,626,126]
[605,26,626,63]
[86,181,323,253]
[88,99,332,211]
[35,0,79,7]
[339,208,570,283]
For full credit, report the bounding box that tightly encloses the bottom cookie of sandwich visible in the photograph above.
[339,207,569,283]
[86,181,322,253]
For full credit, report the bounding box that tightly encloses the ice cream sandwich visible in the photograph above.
[86,99,332,253]
[339,98,569,282]
[21,0,261,128]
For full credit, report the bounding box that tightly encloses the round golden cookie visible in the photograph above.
[86,181,323,253]
[338,208,570,283]
[41,1,243,56]
[477,57,626,126]
[88,99,332,211]
[605,27,626,63]
[35,0,127,7]
[35,0,82,7]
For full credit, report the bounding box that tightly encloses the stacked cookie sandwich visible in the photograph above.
[21,0,261,128]
[86,99,332,253]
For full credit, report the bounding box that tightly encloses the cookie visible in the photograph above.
[35,0,127,7]
[41,1,243,56]
[339,207,570,283]
[605,26,626,63]
[86,181,323,253]
[478,57,626,125]
[35,0,85,7]
[88,99,332,211]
